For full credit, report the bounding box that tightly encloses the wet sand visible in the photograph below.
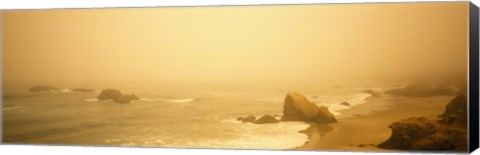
[294,95,454,152]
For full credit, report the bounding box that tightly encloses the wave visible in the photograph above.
[159,98,195,103]
[312,92,373,116]
[217,119,309,149]
[139,98,196,103]
[85,98,99,102]
[60,88,73,93]
[84,98,196,103]
[106,118,309,149]
[3,106,31,113]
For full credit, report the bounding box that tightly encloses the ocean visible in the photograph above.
[2,84,375,149]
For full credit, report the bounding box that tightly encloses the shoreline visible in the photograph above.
[293,95,454,152]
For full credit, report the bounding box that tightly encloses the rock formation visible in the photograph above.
[254,115,279,124]
[236,117,244,121]
[29,85,58,92]
[385,84,455,97]
[439,95,467,124]
[281,92,337,124]
[378,95,468,151]
[237,115,256,123]
[97,89,140,103]
[73,88,95,93]
[341,101,350,106]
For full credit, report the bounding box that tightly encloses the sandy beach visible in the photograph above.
[295,95,455,152]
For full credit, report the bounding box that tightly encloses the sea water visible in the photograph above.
[2,84,374,149]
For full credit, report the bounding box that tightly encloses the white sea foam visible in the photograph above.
[222,121,308,149]
[3,106,31,113]
[159,98,195,103]
[137,98,196,103]
[312,92,372,115]
[215,119,309,149]
[60,88,73,93]
[105,118,309,150]
[139,98,158,102]
[85,98,99,102]
[86,98,196,104]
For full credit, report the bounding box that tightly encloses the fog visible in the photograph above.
[2,2,468,91]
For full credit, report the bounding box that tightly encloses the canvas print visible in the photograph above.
[1,2,473,152]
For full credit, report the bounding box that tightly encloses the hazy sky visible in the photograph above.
[2,2,469,89]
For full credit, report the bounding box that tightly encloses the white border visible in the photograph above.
[0,0,479,155]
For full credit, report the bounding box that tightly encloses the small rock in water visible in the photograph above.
[97,89,140,103]
[254,115,279,124]
[241,115,256,123]
[30,85,58,92]
[73,88,95,93]
[236,117,245,121]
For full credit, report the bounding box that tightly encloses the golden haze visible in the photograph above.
[2,2,468,90]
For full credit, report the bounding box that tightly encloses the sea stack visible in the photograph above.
[97,89,140,103]
[281,92,337,124]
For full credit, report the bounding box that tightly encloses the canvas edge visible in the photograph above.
[469,1,479,153]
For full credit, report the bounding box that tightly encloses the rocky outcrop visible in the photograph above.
[281,92,337,124]
[378,117,467,151]
[73,88,95,93]
[29,85,58,92]
[378,95,468,151]
[378,117,437,150]
[439,95,467,124]
[385,84,455,97]
[341,101,350,106]
[97,89,140,103]
[254,115,279,124]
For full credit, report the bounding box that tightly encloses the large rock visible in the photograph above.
[378,95,468,151]
[281,92,337,124]
[97,89,140,103]
[254,115,279,124]
[30,85,58,92]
